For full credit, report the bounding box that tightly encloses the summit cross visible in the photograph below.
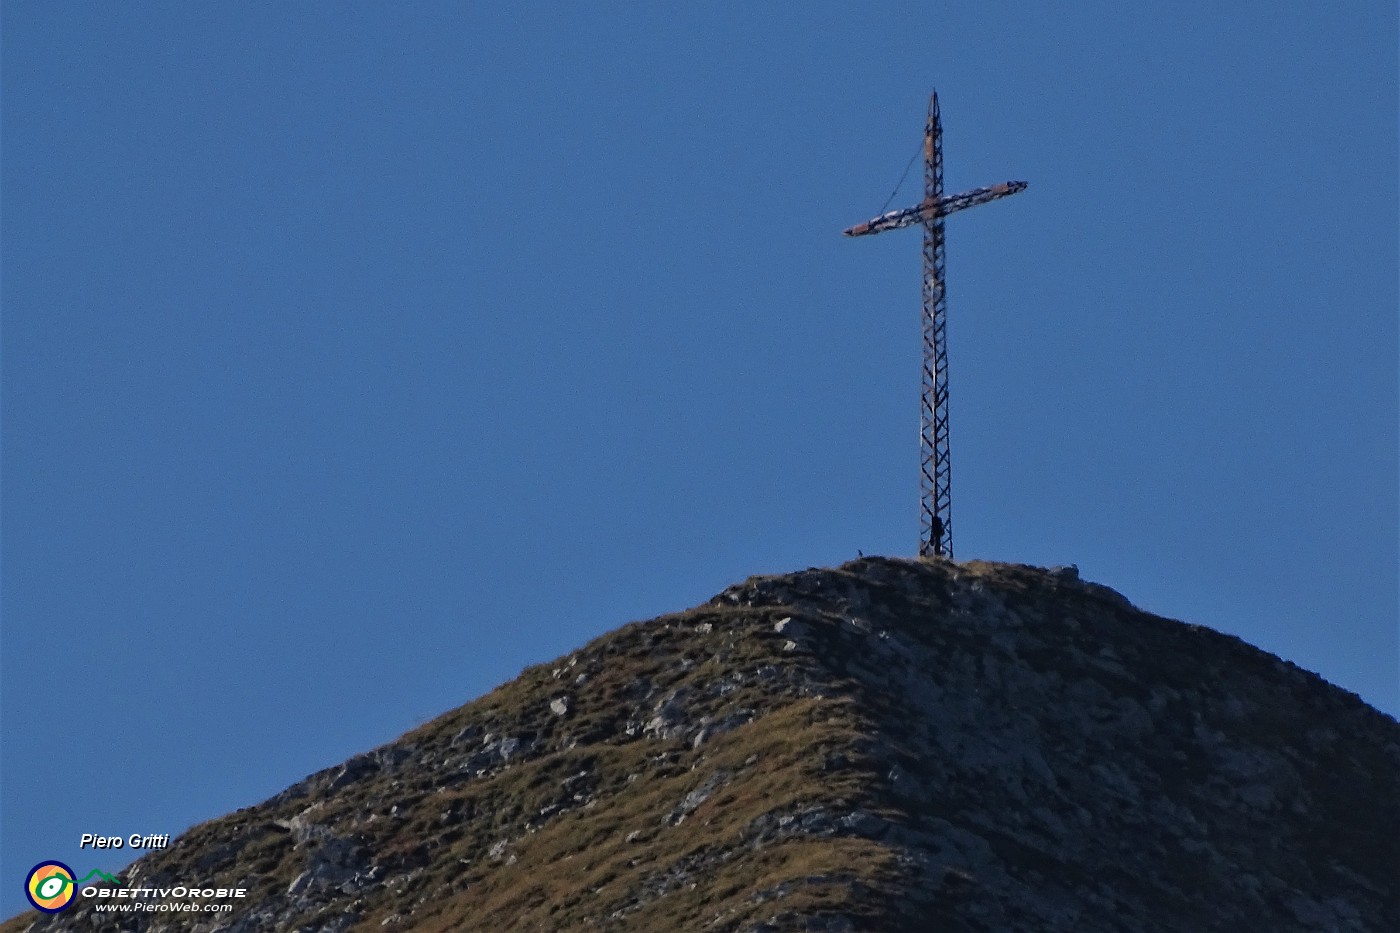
[844,90,1026,559]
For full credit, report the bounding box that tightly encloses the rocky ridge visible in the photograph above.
[9,557,1398,932]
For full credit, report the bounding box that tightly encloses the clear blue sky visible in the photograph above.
[3,2,1395,917]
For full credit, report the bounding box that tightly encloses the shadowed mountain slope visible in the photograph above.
[10,557,1398,932]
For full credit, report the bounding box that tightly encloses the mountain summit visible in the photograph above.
[12,558,1398,932]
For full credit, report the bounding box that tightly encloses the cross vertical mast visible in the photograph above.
[920,91,952,559]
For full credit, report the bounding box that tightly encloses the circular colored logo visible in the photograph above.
[25,861,77,913]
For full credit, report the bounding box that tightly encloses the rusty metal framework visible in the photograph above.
[921,93,951,558]
[844,90,1025,559]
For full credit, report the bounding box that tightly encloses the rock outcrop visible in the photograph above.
[9,557,1398,931]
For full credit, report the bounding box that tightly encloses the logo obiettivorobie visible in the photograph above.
[24,861,122,913]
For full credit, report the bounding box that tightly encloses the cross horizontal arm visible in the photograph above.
[842,180,1027,238]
